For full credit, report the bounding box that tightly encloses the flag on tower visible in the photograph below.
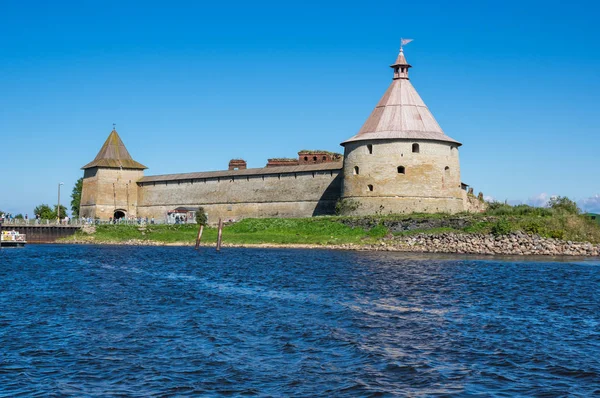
[401,38,414,46]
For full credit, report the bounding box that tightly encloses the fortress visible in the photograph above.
[80,48,485,223]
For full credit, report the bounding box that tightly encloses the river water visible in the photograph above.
[1,245,599,396]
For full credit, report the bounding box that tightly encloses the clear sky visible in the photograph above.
[1,0,599,215]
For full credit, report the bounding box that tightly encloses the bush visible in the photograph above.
[491,218,513,236]
[522,219,545,235]
[195,207,208,225]
[335,199,360,215]
[548,196,580,215]
[485,202,552,217]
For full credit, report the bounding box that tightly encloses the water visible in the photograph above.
[1,245,599,397]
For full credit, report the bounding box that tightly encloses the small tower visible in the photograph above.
[79,128,147,220]
[391,48,411,80]
[340,46,464,215]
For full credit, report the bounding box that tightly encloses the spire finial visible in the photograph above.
[112,123,116,131]
[391,40,413,80]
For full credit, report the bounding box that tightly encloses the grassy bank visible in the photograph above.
[62,208,600,246]
[64,218,388,245]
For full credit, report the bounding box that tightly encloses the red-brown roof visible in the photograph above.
[342,49,461,146]
[82,129,147,170]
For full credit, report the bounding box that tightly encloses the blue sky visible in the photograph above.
[1,0,599,215]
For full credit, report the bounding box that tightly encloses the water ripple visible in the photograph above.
[0,245,599,396]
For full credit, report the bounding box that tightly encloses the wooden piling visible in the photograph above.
[216,218,223,251]
[195,224,204,250]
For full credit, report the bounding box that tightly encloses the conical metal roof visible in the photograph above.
[342,49,461,146]
[82,129,147,169]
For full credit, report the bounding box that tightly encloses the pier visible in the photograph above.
[0,224,80,243]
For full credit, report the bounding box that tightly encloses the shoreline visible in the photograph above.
[57,231,600,257]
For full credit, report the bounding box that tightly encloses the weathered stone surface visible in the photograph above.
[370,232,600,257]
[341,140,465,215]
[339,216,480,232]
[80,167,144,220]
[137,170,343,223]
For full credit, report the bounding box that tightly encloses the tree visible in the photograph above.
[14,214,24,219]
[33,204,69,220]
[34,204,54,220]
[54,205,69,219]
[548,196,580,215]
[195,207,208,225]
[71,177,83,218]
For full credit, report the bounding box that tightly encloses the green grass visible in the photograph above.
[65,218,386,246]
[63,210,600,246]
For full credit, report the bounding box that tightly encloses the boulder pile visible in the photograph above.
[365,232,600,256]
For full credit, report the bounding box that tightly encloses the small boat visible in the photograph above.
[1,230,27,247]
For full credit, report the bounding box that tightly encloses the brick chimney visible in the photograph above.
[228,159,247,170]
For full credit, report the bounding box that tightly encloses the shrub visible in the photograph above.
[195,207,208,225]
[548,196,580,215]
[522,219,545,235]
[491,218,513,236]
[335,199,360,215]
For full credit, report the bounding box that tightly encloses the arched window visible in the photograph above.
[353,166,359,175]
[397,166,405,174]
[367,184,373,192]
[313,156,317,162]
[367,144,373,154]
[412,143,420,153]
[304,156,308,161]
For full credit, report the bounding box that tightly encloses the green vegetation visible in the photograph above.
[268,158,298,162]
[66,217,389,245]
[195,207,208,226]
[71,177,83,217]
[34,204,69,220]
[63,198,600,246]
[335,198,361,215]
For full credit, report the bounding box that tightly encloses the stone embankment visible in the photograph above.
[366,232,600,256]
[63,231,600,256]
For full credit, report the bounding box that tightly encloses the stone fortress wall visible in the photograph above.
[135,163,343,223]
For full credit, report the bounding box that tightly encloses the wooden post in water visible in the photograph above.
[216,218,223,252]
[195,224,204,250]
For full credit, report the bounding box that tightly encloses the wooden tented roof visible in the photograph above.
[342,49,461,146]
[82,129,147,170]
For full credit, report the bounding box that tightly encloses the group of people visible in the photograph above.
[108,216,156,225]
[0,213,72,225]
[1,213,33,224]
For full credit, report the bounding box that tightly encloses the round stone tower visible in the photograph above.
[340,47,464,215]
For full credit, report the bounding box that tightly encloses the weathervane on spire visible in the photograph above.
[400,38,413,51]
